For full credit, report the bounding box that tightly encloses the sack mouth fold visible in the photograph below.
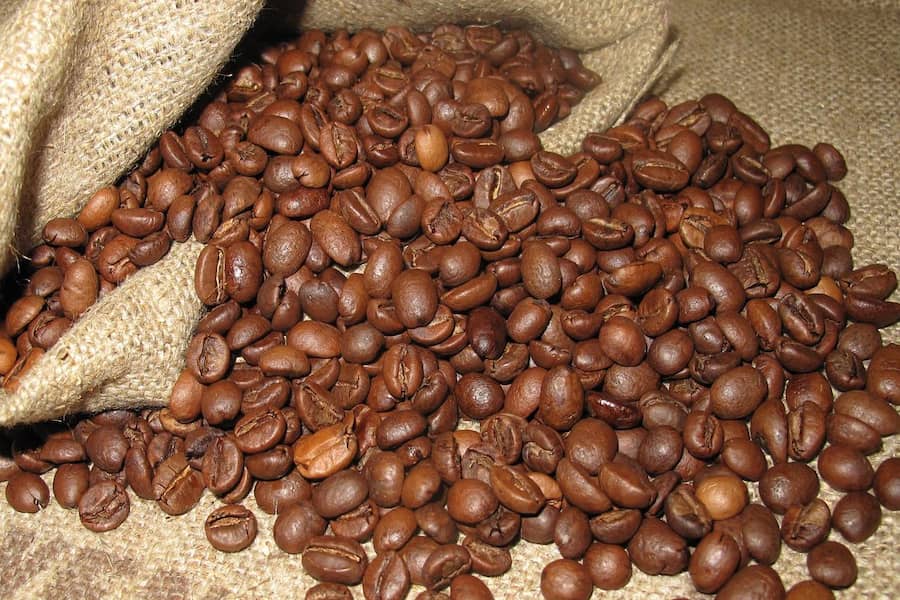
[0,240,203,428]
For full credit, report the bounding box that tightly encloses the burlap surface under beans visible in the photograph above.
[1,1,898,599]
[0,0,671,428]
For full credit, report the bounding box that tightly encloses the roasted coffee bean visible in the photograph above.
[807,541,857,589]
[305,583,353,600]
[627,516,689,576]
[689,530,741,594]
[830,492,882,547]
[205,504,258,552]
[741,503,782,565]
[254,469,311,514]
[447,479,498,525]
[78,481,130,532]
[5,471,50,513]
[152,452,205,515]
[362,550,411,600]
[716,564,785,600]
[759,462,820,514]
[663,485,712,541]
[462,535,512,577]
[312,469,368,519]
[274,501,327,554]
[599,460,656,509]
[302,535,369,585]
[539,559,592,600]
[781,498,831,552]
[422,544,472,591]
[873,457,900,510]
[817,444,874,492]
[53,462,90,509]
[711,365,767,419]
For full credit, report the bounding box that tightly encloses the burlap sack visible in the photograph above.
[0,0,672,427]
[0,1,898,599]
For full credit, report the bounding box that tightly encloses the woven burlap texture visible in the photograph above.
[0,0,671,427]
[1,0,898,599]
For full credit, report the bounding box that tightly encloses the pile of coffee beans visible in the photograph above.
[1,23,899,600]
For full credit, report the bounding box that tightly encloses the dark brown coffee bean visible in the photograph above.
[152,452,204,515]
[274,501,327,554]
[78,481,130,532]
[392,268,438,329]
[807,541,857,589]
[627,516,689,575]
[5,471,50,513]
[248,115,303,155]
[538,366,584,431]
[302,535,369,585]
[462,535,512,577]
[204,504,258,552]
[817,444,873,492]
[82,426,128,475]
[422,544,472,592]
[52,462,90,509]
[449,573,492,600]
[717,564,785,600]
[781,498,831,552]
[539,558,592,600]
[873,456,900,510]
[305,583,353,600]
[741,503,782,565]
[689,530,741,594]
[234,409,286,454]
[632,149,690,192]
[362,550,411,600]
[834,390,899,436]
[447,479,497,525]
[759,462,819,514]
[832,491,881,543]
[372,506,417,555]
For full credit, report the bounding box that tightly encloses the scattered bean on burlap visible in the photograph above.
[0,0,672,427]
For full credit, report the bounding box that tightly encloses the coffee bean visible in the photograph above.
[817,444,874,492]
[689,530,741,594]
[627,516,689,575]
[362,550,410,600]
[786,580,835,600]
[741,503,782,565]
[152,452,204,515]
[78,481,130,532]
[302,535,369,585]
[781,498,831,552]
[539,559,592,600]
[205,504,258,552]
[5,471,50,513]
[305,583,354,600]
[53,462,90,509]
[274,501,327,554]
[716,564,785,600]
[695,474,748,520]
[446,479,497,525]
[832,491,881,543]
[807,541,857,589]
